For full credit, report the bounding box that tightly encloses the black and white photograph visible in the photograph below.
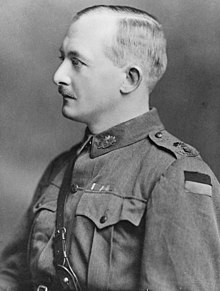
[1,0,220,290]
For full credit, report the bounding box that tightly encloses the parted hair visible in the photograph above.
[73,5,167,92]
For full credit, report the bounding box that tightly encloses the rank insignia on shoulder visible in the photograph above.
[184,171,212,197]
[148,129,199,159]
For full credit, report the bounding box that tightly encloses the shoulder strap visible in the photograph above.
[149,129,199,159]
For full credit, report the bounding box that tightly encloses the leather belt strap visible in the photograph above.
[53,153,81,291]
[53,135,92,291]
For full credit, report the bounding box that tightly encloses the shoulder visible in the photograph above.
[148,128,199,159]
[146,128,219,195]
[33,143,80,201]
[147,128,219,201]
[146,130,220,227]
[43,143,80,183]
[143,128,200,181]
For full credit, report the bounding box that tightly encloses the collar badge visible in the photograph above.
[96,134,117,149]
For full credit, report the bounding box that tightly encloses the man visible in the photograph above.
[0,4,220,291]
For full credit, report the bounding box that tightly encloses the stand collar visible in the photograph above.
[81,108,164,158]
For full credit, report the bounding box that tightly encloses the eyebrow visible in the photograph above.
[59,47,91,64]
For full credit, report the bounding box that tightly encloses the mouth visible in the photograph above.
[62,94,76,100]
[58,86,76,100]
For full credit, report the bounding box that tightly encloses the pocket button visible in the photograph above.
[100,215,108,224]
[71,184,78,194]
[36,202,42,208]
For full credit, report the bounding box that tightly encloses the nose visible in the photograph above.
[53,61,71,86]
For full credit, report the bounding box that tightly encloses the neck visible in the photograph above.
[88,98,150,134]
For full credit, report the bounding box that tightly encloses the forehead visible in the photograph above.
[61,14,117,56]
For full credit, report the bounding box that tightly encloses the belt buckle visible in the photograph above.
[37,285,48,291]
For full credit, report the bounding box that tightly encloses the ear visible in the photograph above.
[120,66,142,94]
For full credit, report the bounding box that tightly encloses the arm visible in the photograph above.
[0,210,33,291]
[0,150,69,291]
[141,157,220,291]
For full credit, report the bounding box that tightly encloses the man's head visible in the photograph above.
[54,5,167,133]
[73,5,167,92]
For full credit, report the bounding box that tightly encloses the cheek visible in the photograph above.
[102,68,121,84]
[73,66,121,100]
[95,70,121,95]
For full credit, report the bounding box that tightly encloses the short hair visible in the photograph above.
[73,5,167,93]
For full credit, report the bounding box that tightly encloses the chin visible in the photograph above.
[62,106,86,124]
[62,105,75,119]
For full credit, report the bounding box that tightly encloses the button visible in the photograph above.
[36,202,42,209]
[71,184,78,193]
[100,215,108,224]
[155,132,162,138]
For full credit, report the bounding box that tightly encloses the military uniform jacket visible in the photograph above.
[1,108,220,291]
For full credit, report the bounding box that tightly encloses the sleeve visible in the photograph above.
[0,152,67,291]
[140,157,220,291]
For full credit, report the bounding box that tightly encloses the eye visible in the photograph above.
[71,57,82,67]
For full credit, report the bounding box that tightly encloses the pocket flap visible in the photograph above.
[33,183,59,213]
[33,198,57,213]
[76,192,146,229]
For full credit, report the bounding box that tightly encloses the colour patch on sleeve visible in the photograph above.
[184,171,212,197]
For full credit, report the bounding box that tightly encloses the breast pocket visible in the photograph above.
[75,191,147,229]
[32,182,59,233]
[29,194,57,275]
[29,184,58,268]
[32,196,57,239]
[75,191,147,290]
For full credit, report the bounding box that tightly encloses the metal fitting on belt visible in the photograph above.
[37,285,48,291]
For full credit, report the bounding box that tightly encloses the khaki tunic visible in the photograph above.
[1,108,220,291]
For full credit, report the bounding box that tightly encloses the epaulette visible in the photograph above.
[148,129,199,159]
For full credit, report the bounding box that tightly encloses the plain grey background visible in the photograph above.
[1,0,220,251]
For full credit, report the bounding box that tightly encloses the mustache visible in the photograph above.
[58,86,75,98]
